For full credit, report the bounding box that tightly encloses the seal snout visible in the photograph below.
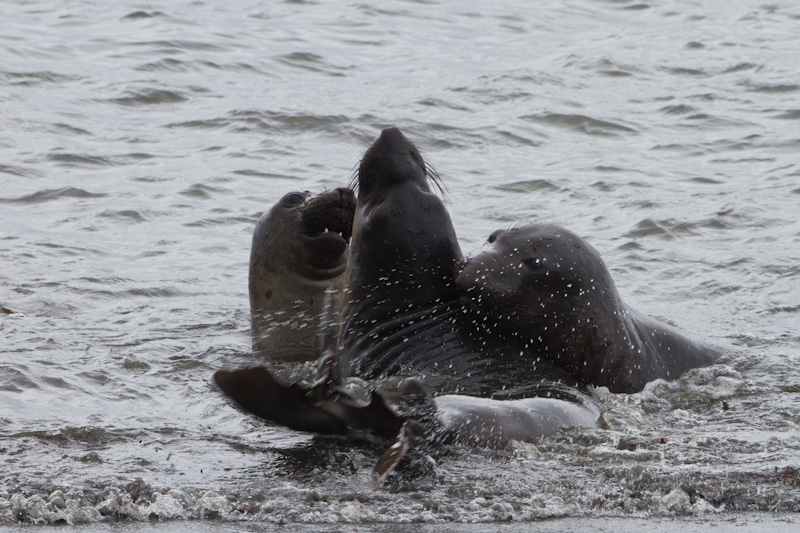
[358,127,429,195]
[454,259,488,314]
[376,126,410,147]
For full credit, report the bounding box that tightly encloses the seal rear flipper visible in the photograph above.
[372,420,416,487]
[214,366,408,438]
[213,366,347,434]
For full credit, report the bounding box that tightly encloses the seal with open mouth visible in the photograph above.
[249,188,355,359]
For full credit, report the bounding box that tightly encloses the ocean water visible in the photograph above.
[1,0,799,528]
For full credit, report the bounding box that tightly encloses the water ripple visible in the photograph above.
[0,187,106,204]
[521,113,639,136]
[108,88,188,106]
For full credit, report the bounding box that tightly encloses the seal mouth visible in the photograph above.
[307,217,350,242]
[301,188,356,245]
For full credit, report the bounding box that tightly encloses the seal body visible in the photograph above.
[249,188,355,358]
[217,130,599,462]
[336,127,598,431]
[337,127,469,382]
[456,224,726,393]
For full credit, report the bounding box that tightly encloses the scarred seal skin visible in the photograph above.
[249,188,355,359]
[456,223,727,393]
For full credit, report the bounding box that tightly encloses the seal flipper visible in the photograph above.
[372,378,443,486]
[214,366,407,438]
[214,367,347,434]
[373,420,416,487]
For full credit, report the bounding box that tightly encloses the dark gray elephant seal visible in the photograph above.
[249,188,355,358]
[334,127,599,436]
[337,128,575,392]
[455,224,727,393]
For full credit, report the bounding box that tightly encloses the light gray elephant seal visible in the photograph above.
[249,188,355,358]
[455,224,727,393]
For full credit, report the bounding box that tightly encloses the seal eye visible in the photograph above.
[523,257,546,274]
[487,230,503,244]
[283,192,306,206]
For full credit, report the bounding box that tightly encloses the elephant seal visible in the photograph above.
[336,126,467,381]
[215,129,600,482]
[334,127,598,430]
[455,224,727,393]
[337,128,576,393]
[249,188,355,358]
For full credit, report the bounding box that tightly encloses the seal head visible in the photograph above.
[249,187,355,358]
[456,223,725,392]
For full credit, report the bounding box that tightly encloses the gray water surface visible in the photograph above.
[1,0,799,526]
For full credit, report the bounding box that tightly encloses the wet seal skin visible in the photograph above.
[215,129,601,485]
[336,126,465,380]
[334,128,600,455]
[249,188,355,359]
[456,223,728,393]
[335,128,586,394]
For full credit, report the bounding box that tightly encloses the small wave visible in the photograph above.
[773,109,800,120]
[274,52,349,76]
[121,11,165,21]
[178,184,231,199]
[1,70,82,86]
[0,187,106,204]
[661,66,707,77]
[722,62,760,74]
[416,97,472,112]
[9,426,117,445]
[122,287,186,298]
[232,109,352,134]
[232,169,297,179]
[746,83,800,94]
[568,58,640,78]
[495,129,542,147]
[50,122,92,135]
[68,284,187,300]
[184,216,253,227]
[97,209,148,222]
[0,365,39,392]
[2,481,237,525]
[108,88,188,106]
[171,109,358,139]
[521,113,638,137]
[0,163,39,178]
[45,152,154,167]
[45,154,114,167]
[660,104,696,115]
[165,117,229,130]
[623,218,701,240]
[127,40,229,52]
[134,58,199,73]
[492,179,559,193]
